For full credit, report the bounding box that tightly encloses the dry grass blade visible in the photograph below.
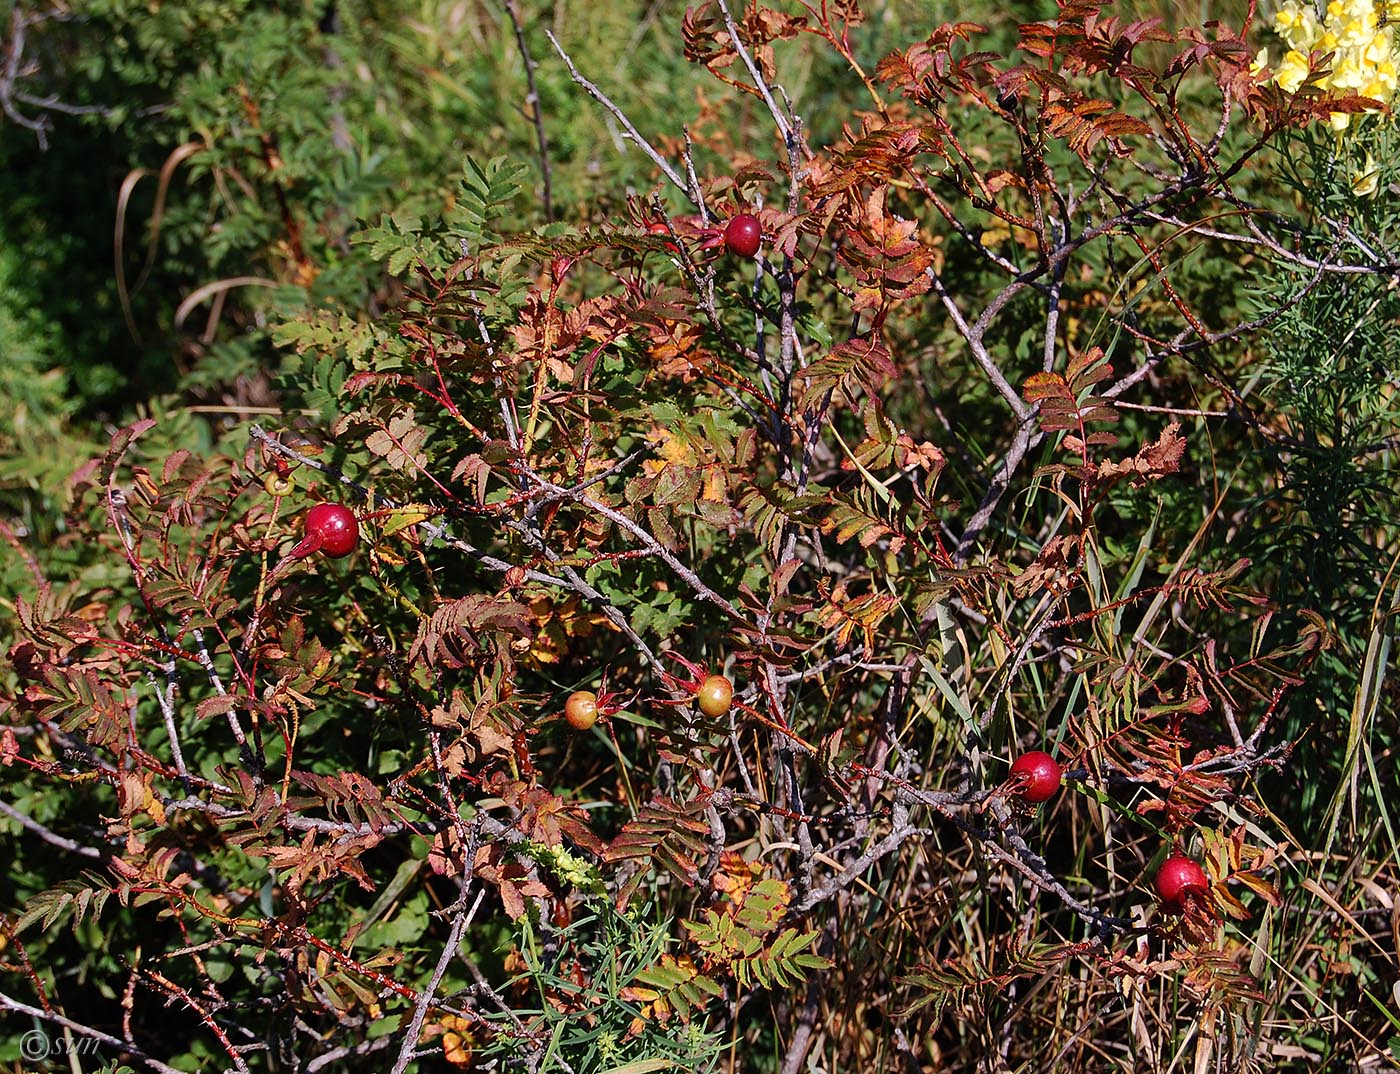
[114,140,204,341]
[173,276,279,330]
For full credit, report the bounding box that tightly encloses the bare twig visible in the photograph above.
[522,470,746,622]
[306,1036,396,1072]
[0,800,106,859]
[796,824,932,911]
[954,417,1045,563]
[0,989,186,1074]
[388,885,485,1074]
[925,266,1031,422]
[544,31,691,200]
[1,6,108,149]
[501,0,554,222]
[714,0,792,141]
[145,664,189,783]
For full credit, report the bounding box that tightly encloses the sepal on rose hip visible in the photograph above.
[1154,854,1209,907]
[1008,750,1062,803]
[646,219,680,253]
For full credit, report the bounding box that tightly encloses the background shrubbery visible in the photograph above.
[1,1,1397,1071]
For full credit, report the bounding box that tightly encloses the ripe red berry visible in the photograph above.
[647,220,679,252]
[723,213,762,259]
[1008,750,1062,803]
[696,674,734,718]
[298,503,359,559]
[564,690,598,731]
[1154,855,1209,906]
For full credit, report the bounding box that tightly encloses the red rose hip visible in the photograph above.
[1008,750,1062,803]
[296,503,359,559]
[1154,855,1208,906]
[723,213,762,259]
[647,220,679,252]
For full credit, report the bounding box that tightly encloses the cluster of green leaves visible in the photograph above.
[1245,118,1400,724]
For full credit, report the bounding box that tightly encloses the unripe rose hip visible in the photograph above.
[696,674,734,718]
[564,690,599,731]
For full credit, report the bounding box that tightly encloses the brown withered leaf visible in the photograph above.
[474,844,550,920]
[894,432,945,474]
[1023,348,1118,442]
[428,830,460,876]
[710,850,764,903]
[365,408,429,472]
[451,454,492,504]
[798,336,898,407]
[841,187,941,309]
[814,120,931,198]
[1096,421,1185,487]
[875,24,991,105]
[1012,534,1083,599]
[430,689,516,771]
[1042,92,1152,159]
[493,778,604,854]
[647,320,710,378]
[814,580,900,656]
[603,795,712,885]
[682,2,806,79]
[523,593,620,667]
[410,595,533,669]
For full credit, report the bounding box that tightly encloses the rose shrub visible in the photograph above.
[2,2,1398,1072]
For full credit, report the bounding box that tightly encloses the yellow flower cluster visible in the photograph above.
[1263,0,1398,132]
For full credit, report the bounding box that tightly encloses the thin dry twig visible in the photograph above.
[388,885,486,1074]
[0,6,109,150]
[501,0,554,222]
[0,989,186,1074]
[544,30,691,200]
